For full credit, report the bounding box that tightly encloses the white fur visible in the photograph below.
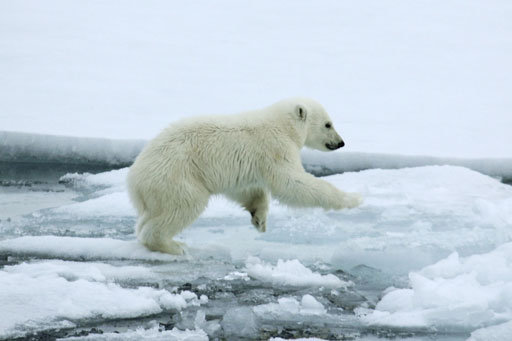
[127,97,362,254]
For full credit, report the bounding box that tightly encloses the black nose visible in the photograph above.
[338,140,345,148]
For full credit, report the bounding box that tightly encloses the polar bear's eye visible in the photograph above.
[325,123,332,129]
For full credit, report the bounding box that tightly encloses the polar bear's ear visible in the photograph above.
[295,105,307,121]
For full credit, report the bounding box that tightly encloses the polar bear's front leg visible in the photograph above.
[267,169,362,210]
[225,188,270,232]
[248,189,269,232]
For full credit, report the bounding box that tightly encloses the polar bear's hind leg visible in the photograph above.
[136,187,209,255]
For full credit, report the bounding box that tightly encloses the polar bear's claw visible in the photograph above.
[251,214,267,232]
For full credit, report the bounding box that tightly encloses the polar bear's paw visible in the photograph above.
[341,192,363,209]
[145,240,187,255]
[250,210,267,233]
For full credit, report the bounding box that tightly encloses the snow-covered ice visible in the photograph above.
[254,295,327,317]
[467,320,512,341]
[2,164,512,339]
[4,165,511,271]
[245,257,351,289]
[0,259,205,339]
[358,242,512,330]
[0,236,176,261]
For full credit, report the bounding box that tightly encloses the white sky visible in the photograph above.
[1,0,511,157]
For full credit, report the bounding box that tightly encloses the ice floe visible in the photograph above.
[0,236,177,261]
[245,257,350,289]
[358,242,512,330]
[0,260,206,339]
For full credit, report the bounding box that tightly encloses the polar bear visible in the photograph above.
[127,98,362,254]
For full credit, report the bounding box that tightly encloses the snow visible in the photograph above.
[0,236,178,261]
[467,321,512,341]
[54,192,133,217]
[1,1,511,159]
[4,165,511,272]
[59,168,129,189]
[245,257,350,289]
[358,242,512,330]
[2,165,512,338]
[0,260,205,339]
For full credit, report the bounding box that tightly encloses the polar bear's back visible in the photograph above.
[128,112,287,197]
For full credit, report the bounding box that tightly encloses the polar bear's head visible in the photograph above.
[290,98,345,152]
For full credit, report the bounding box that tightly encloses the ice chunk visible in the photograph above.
[223,271,250,281]
[0,236,178,261]
[221,307,258,338]
[59,168,129,189]
[2,259,157,283]
[467,320,512,341]
[245,257,350,289]
[299,295,327,315]
[359,242,512,329]
[0,261,203,339]
[254,295,326,317]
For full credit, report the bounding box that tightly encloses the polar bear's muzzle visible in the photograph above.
[325,140,345,150]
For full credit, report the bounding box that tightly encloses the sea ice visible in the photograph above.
[245,256,350,289]
[1,165,512,339]
[253,295,328,318]
[0,260,205,339]
[358,242,512,329]
[467,320,512,341]
[4,165,512,273]
[0,236,178,261]
[59,323,208,341]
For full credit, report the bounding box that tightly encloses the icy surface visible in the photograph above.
[3,165,511,271]
[246,257,351,289]
[1,165,512,339]
[0,236,177,261]
[254,295,327,317]
[358,242,512,329]
[0,260,204,339]
[467,320,512,341]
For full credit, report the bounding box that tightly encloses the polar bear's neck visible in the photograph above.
[259,106,307,150]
